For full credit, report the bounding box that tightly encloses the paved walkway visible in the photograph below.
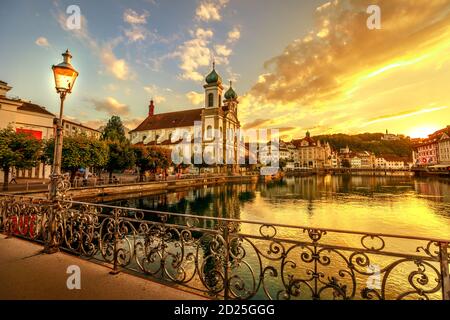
[0,234,206,300]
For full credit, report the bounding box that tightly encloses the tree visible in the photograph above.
[105,141,136,180]
[101,116,126,142]
[341,159,351,168]
[0,127,42,190]
[279,159,287,171]
[44,135,108,181]
[133,145,171,181]
[313,133,413,158]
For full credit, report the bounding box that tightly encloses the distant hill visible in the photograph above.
[312,133,413,159]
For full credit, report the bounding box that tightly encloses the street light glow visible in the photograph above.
[52,49,78,94]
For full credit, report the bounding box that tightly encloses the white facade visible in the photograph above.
[412,126,450,166]
[438,133,450,165]
[130,67,241,171]
[385,159,405,169]
[330,153,339,168]
[0,81,55,181]
[63,119,101,139]
[375,157,387,168]
[292,133,332,169]
[350,157,362,168]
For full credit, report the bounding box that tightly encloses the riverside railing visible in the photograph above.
[0,193,449,300]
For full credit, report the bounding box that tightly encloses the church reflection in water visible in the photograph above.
[104,176,450,294]
[107,183,258,289]
[107,175,450,221]
[109,182,257,224]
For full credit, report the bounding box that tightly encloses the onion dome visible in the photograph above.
[205,62,222,84]
[224,81,238,100]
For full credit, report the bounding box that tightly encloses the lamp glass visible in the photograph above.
[52,65,78,93]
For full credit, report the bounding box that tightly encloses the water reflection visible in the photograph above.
[107,176,450,239]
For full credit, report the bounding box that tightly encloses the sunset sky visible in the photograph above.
[0,0,449,139]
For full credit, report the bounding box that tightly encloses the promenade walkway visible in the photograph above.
[0,234,206,300]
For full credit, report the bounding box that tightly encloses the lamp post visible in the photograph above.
[49,49,79,200]
[44,50,78,254]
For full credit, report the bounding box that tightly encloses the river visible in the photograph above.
[106,175,450,239]
[104,175,450,299]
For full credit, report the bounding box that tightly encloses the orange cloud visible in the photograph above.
[240,0,450,138]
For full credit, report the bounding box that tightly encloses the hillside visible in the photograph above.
[312,133,413,159]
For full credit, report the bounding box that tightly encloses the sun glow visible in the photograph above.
[407,125,441,139]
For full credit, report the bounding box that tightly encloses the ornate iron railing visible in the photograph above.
[0,193,449,300]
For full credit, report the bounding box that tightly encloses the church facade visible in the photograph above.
[130,65,241,172]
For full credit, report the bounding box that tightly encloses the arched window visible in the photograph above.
[208,93,214,107]
[218,94,221,107]
[206,125,213,139]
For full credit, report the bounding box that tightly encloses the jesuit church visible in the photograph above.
[130,64,241,172]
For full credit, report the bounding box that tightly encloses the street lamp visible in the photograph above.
[49,49,78,200]
[44,50,78,254]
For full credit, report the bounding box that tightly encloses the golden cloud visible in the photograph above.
[241,0,450,138]
[251,0,450,105]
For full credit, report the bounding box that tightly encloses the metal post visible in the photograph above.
[439,242,450,300]
[48,92,66,200]
[223,222,230,300]
[110,209,120,275]
[44,92,66,254]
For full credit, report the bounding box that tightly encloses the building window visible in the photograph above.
[208,93,214,107]
[206,125,213,139]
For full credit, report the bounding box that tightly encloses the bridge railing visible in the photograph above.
[0,193,449,300]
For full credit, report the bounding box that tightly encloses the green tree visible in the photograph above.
[44,135,108,181]
[313,133,413,158]
[341,159,351,168]
[0,127,42,190]
[105,141,136,180]
[133,145,171,181]
[101,116,126,142]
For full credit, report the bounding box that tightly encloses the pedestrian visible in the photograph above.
[9,171,17,184]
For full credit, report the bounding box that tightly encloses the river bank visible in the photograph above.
[12,174,259,201]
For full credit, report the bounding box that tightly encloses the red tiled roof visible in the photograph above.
[381,155,411,162]
[130,108,203,133]
[429,126,450,139]
[291,137,316,148]
[18,101,55,117]
[413,126,450,147]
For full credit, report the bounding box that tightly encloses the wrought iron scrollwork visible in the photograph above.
[0,193,449,300]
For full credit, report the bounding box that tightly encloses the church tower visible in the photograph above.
[203,62,223,109]
[223,81,240,172]
[201,63,224,171]
[223,81,238,115]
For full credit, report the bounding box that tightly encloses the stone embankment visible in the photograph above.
[16,175,259,200]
